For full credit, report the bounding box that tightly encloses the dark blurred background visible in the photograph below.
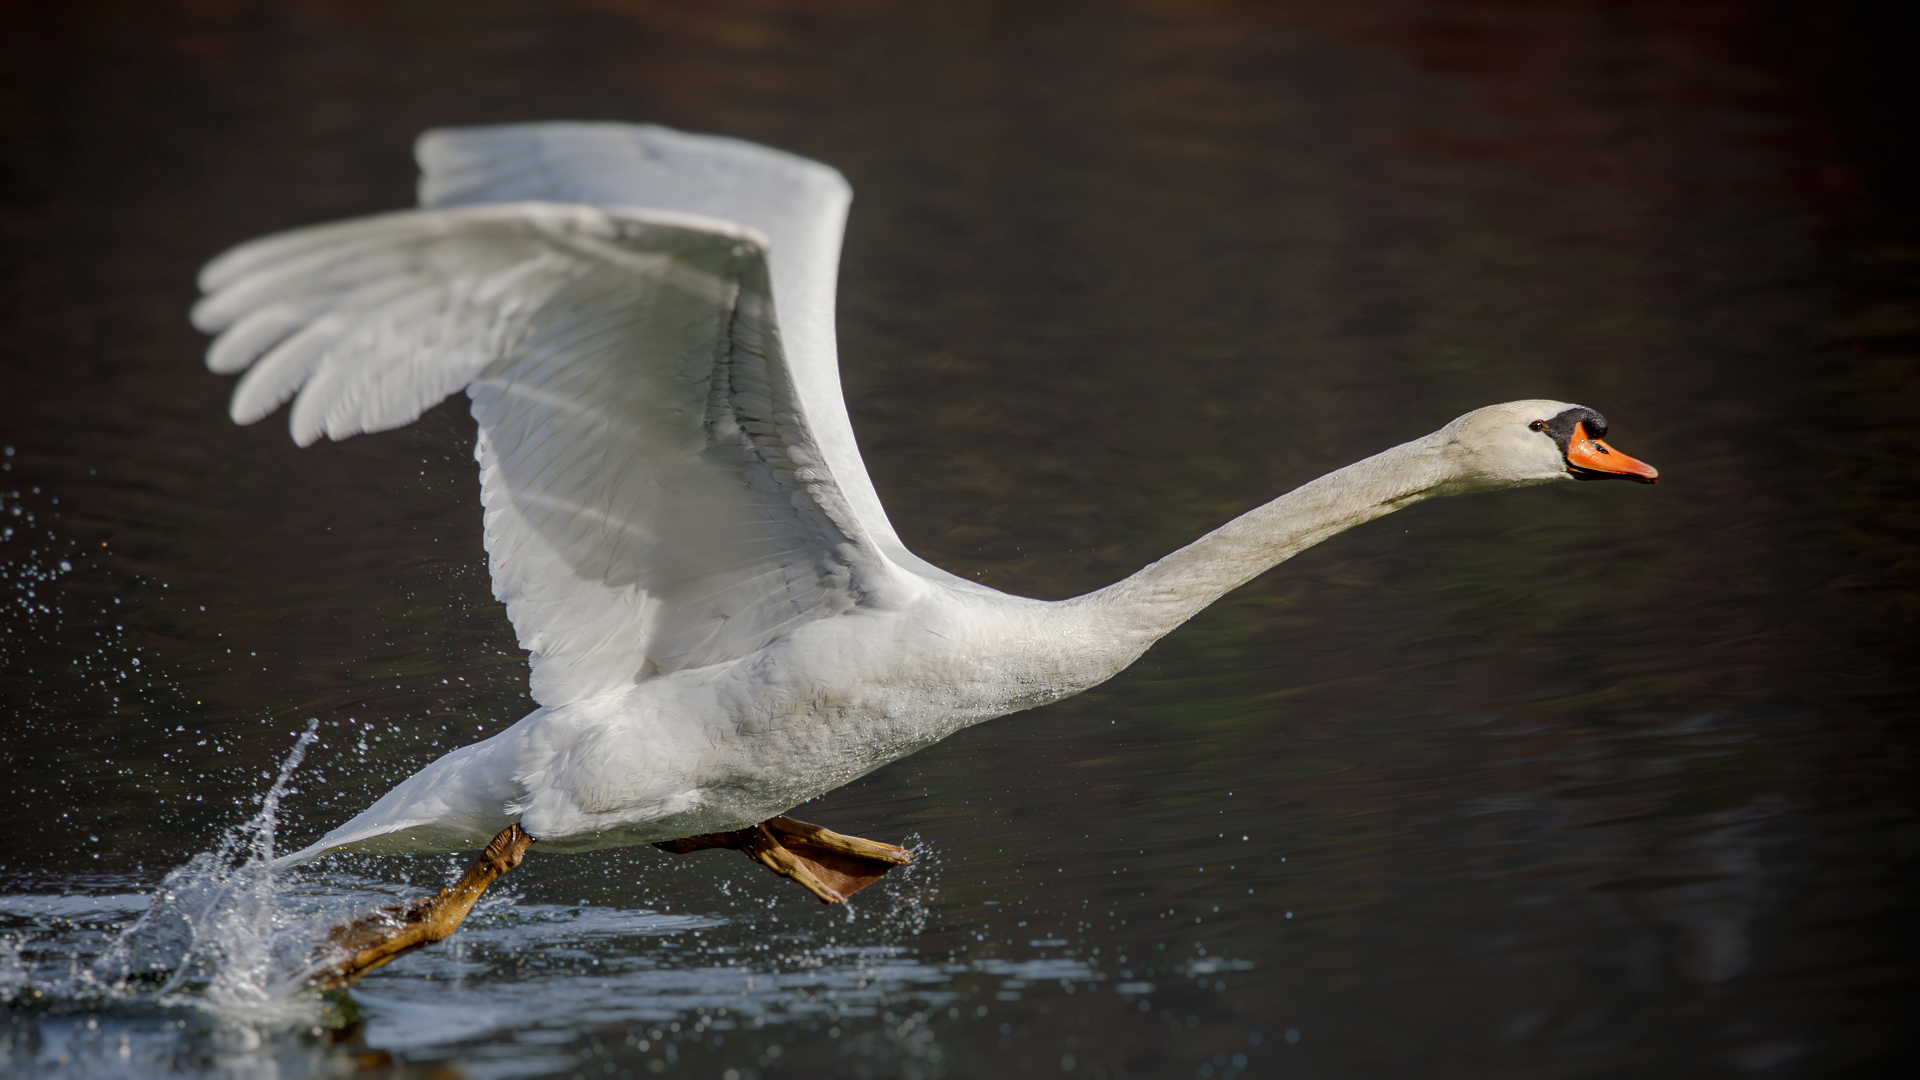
[2,1,1916,1077]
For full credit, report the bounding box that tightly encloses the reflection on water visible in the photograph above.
[3,0,1916,1077]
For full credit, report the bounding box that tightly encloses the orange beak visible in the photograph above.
[1565,421,1659,483]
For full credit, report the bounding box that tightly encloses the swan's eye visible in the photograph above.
[1528,420,1546,432]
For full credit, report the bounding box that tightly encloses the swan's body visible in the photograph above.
[192,123,1656,870]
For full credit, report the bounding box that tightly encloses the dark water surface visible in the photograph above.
[3,1,1916,1076]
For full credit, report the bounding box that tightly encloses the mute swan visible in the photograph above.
[191,122,1658,984]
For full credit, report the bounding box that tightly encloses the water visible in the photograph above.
[2,1,1915,1076]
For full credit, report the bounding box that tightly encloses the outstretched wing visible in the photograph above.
[193,202,916,705]
[414,122,987,592]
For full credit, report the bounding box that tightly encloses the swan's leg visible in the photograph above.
[654,816,911,904]
[311,823,534,989]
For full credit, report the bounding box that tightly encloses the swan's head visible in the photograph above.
[1438,399,1659,491]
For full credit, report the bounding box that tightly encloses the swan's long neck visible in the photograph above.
[1075,430,1459,646]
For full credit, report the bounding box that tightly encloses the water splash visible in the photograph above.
[88,720,340,1021]
[0,723,375,1075]
[852,831,939,938]
[0,753,969,1075]
[0,937,26,1003]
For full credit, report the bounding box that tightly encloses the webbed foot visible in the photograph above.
[655,816,911,904]
[312,823,534,989]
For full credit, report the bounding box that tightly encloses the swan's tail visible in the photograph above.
[274,732,523,869]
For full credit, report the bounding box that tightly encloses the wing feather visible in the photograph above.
[411,123,1002,599]
[197,201,912,706]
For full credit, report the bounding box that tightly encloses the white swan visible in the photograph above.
[192,122,1658,982]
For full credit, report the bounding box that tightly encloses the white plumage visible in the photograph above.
[193,122,1654,867]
